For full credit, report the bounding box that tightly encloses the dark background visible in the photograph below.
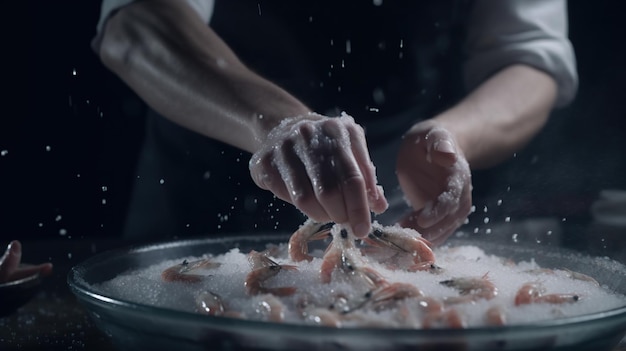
[11,1,626,243]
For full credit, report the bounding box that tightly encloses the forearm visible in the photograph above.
[98,0,310,153]
[432,64,558,169]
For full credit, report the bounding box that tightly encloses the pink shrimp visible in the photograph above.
[514,282,580,306]
[320,228,383,286]
[161,258,221,283]
[440,273,498,305]
[363,223,438,272]
[422,308,467,329]
[288,220,333,262]
[245,251,298,296]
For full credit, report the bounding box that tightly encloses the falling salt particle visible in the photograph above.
[203,171,211,179]
[341,59,345,68]
[0,150,7,156]
[59,229,67,236]
[473,227,479,234]
[372,88,385,105]
[373,0,383,5]
[483,217,490,224]
[257,3,261,15]
[72,68,77,76]
[68,253,72,259]
[38,223,43,227]
[470,205,476,213]
[369,107,379,112]
[485,228,492,234]
[186,224,190,228]
[497,199,503,206]
[45,146,51,152]
[512,233,519,243]
[346,40,351,54]
[76,174,81,178]
[505,216,511,222]
[399,39,403,48]
[337,86,342,92]
[308,16,313,22]
[536,239,542,244]
[101,186,108,192]
[102,199,107,205]
[562,217,567,222]
[513,153,517,158]
[463,218,469,224]
[546,230,552,236]
[159,179,165,184]
[483,205,488,213]
[55,215,62,222]
[258,114,264,120]
[507,186,511,192]
[330,39,334,46]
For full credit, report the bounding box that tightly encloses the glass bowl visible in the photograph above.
[68,234,626,351]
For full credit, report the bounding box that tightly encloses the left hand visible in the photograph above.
[0,241,53,283]
[395,121,472,246]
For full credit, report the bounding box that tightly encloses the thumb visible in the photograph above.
[428,139,457,167]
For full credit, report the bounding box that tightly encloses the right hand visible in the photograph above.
[249,113,388,238]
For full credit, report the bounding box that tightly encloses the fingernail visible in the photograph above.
[354,223,370,238]
[9,241,20,254]
[434,140,455,154]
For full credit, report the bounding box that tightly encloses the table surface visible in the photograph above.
[1,236,625,351]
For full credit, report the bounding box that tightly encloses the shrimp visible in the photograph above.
[245,251,298,296]
[161,258,221,283]
[364,223,437,272]
[320,228,383,287]
[422,308,467,329]
[251,294,288,322]
[370,282,425,310]
[485,305,507,326]
[440,273,498,305]
[514,282,580,306]
[196,290,245,318]
[288,220,333,262]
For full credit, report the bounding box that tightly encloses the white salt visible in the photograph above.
[94,226,626,329]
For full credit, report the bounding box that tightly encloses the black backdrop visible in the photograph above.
[13,1,626,241]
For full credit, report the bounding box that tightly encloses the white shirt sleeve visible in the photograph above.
[464,0,578,107]
[92,0,215,52]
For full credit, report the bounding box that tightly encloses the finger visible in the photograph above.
[346,122,388,214]
[399,212,459,246]
[249,152,294,203]
[425,129,458,168]
[277,138,330,223]
[400,190,472,245]
[0,240,22,282]
[322,122,371,238]
[339,171,371,238]
[9,263,54,281]
[415,187,461,228]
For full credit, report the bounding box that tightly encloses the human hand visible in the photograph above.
[249,112,388,238]
[0,241,53,283]
[396,121,472,246]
